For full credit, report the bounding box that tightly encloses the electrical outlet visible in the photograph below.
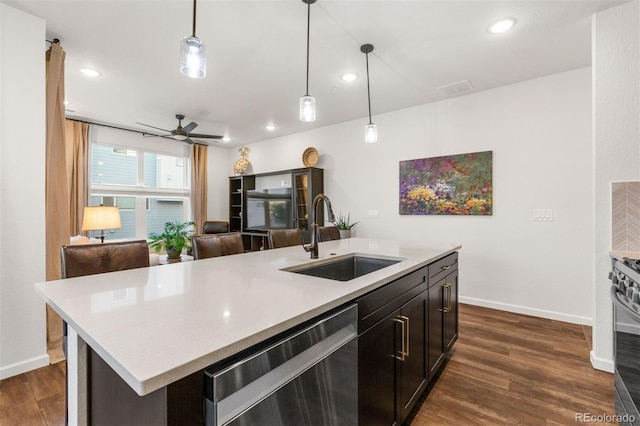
[368,209,379,218]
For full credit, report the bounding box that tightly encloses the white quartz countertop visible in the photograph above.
[35,237,460,396]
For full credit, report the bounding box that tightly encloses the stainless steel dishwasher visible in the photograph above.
[204,304,358,426]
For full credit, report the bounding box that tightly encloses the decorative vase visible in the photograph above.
[339,229,352,239]
[233,146,250,175]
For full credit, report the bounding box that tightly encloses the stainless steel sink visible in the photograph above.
[283,254,403,282]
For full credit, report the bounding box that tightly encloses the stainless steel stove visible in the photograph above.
[610,256,640,425]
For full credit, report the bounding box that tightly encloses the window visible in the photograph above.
[89,143,190,240]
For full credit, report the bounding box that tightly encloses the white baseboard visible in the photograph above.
[460,296,592,326]
[590,350,614,373]
[0,353,50,380]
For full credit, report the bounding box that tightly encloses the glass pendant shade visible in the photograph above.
[299,95,316,122]
[365,123,378,144]
[180,36,206,78]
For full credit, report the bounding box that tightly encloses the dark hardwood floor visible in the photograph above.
[0,304,615,425]
[409,304,615,425]
[0,360,65,426]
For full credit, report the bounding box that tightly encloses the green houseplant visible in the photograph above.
[148,221,195,260]
[333,212,359,239]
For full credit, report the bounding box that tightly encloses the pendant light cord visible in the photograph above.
[192,0,197,37]
[305,0,311,96]
[365,51,373,125]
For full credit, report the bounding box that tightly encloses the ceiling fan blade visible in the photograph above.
[188,133,223,139]
[182,121,198,134]
[136,122,171,132]
[142,132,178,140]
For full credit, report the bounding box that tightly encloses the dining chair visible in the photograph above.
[202,221,230,234]
[59,240,151,359]
[192,232,244,260]
[60,240,150,278]
[317,226,341,242]
[267,229,302,249]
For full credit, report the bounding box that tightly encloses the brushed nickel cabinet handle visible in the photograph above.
[444,283,452,312]
[441,283,450,313]
[392,318,406,361]
[399,315,410,357]
[442,264,451,270]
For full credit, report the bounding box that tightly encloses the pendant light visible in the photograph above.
[180,0,206,78]
[361,44,377,143]
[300,0,317,122]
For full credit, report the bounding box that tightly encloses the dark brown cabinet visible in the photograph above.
[358,311,396,426]
[427,252,459,381]
[444,269,458,353]
[396,291,428,423]
[357,266,429,425]
[358,290,427,426]
[358,252,459,425]
[427,280,445,380]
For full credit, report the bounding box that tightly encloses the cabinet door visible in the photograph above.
[398,291,427,423]
[359,314,398,426]
[428,280,445,381]
[292,171,310,239]
[444,269,458,352]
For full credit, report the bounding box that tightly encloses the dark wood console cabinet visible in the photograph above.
[229,168,323,250]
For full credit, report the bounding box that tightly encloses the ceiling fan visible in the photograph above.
[136,114,223,145]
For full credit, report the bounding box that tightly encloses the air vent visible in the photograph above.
[437,80,474,97]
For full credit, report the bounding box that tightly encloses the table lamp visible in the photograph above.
[81,206,122,243]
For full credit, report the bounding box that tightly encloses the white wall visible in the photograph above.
[0,4,48,378]
[592,1,640,372]
[206,145,233,221]
[231,68,594,325]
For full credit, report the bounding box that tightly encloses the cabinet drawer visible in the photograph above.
[428,252,458,285]
[357,265,428,333]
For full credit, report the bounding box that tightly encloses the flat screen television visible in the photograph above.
[245,188,293,231]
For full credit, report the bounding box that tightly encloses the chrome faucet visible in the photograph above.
[303,193,336,259]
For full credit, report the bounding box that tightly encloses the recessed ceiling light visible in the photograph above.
[265,124,276,131]
[64,100,70,105]
[488,17,516,34]
[80,68,101,77]
[341,73,358,82]
[222,137,231,142]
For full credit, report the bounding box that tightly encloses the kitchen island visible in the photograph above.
[35,237,460,425]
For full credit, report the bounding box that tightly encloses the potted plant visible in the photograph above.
[148,221,195,261]
[333,212,359,239]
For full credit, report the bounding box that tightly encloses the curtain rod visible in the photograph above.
[67,118,213,146]
[67,118,163,138]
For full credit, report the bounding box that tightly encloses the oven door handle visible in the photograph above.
[611,286,640,321]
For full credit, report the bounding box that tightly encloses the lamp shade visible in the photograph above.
[180,36,206,78]
[299,95,316,122]
[365,123,378,144]
[82,206,122,231]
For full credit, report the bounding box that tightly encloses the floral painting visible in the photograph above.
[399,151,493,215]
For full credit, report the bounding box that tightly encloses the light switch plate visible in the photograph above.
[533,209,553,221]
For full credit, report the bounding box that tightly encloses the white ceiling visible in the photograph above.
[3,0,628,147]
